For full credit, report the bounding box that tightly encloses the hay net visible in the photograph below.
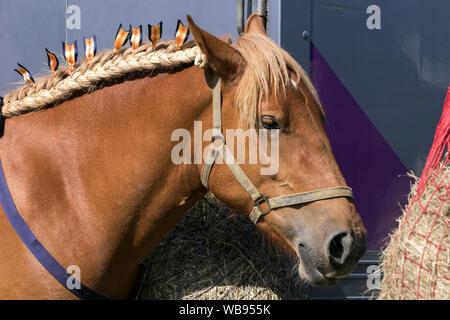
[379,86,450,299]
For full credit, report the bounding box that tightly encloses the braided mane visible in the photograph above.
[1,40,207,118]
[1,33,321,128]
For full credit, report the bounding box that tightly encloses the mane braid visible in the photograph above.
[1,40,207,118]
[2,33,322,126]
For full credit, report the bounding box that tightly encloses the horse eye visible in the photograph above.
[261,115,280,130]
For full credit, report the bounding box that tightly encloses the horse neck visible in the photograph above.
[90,66,213,253]
[1,65,213,297]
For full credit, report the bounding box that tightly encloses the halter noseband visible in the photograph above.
[200,76,354,224]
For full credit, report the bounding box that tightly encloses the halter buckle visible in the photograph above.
[254,194,271,216]
[211,133,225,144]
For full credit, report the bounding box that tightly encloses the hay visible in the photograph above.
[135,193,308,300]
[379,164,450,300]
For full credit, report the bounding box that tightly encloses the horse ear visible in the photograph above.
[244,13,266,35]
[187,15,245,82]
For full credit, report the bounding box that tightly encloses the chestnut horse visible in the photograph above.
[0,14,366,299]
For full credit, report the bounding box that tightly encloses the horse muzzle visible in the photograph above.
[296,226,366,286]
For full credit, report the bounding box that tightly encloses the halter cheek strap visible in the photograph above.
[200,76,354,224]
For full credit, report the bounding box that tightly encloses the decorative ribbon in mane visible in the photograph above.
[83,36,97,62]
[62,41,78,71]
[14,63,35,87]
[114,24,130,54]
[148,22,162,48]
[1,44,207,118]
[45,49,59,77]
[130,25,143,55]
[174,20,190,50]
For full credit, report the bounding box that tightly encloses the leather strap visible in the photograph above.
[201,142,220,189]
[248,186,353,224]
[269,186,353,209]
[222,145,262,201]
[212,76,222,134]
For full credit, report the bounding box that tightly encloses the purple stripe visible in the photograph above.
[310,44,412,250]
[0,159,111,300]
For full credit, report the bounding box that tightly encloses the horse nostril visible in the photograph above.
[327,231,352,266]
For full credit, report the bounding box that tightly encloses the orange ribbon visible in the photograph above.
[130,25,142,55]
[174,20,190,50]
[84,36,97,62]
[15,63,36,87]
[149,22,162,48]
[62,41,78,71]
[45,49,59,77]
[114,24,130,54]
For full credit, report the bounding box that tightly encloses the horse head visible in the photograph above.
[188,14,367,285]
